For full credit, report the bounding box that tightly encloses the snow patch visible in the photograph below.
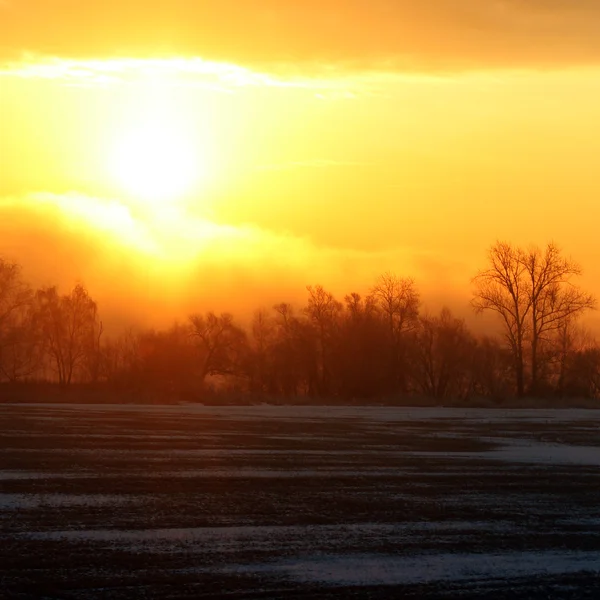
[236,550,600,586]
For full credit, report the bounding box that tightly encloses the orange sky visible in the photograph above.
[1,1,600,332]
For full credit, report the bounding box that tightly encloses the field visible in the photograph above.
[1,403,600,599]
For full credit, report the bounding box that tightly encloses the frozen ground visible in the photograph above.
[1,403,599,599]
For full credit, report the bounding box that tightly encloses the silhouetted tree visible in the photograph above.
[522,243,596,394]
[270,303,307,396]
[3,242,599,405]
[304,285,342,396]
[189,312,248,388]
[102,328,141,387]
[0,307,43,382]
[473,242,596,396]
[0,259,38,380]
[133,324,197,398]
[553,323,600,398]
[470,336,513,400]
[248,308,276,394]
[565,347,600,399]
[472,242,530,396]
[371,272,420,393]
[336,293,387,398]
[411,308,476,400]
[82,321,104,383]
[0,259,31,320]
[33,284,100,386]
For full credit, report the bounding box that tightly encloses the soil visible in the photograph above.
[1,404,599,599]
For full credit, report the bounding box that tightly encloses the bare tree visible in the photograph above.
[0,307,44,382]
[338,293,386,398]
[271,303,305,396]
[82,320,104,383]
[472,242,596,396]
[133,324,198,398]
[568,347,600,399]
[470,335,513,400]
[371,272,420,393]
[304,285,342,396]
[472,242,531,396]
[552,320,598,397]
[412,308,476,400]
[305,286,342,331]
[34,284,100,386]
[188,312,247,387]
[371,273,419,336]
[344,292,377,322]
[0,259,31,324]
[0,259,43,381]
[249,308,275,393]
[273,302,295,330]
[102,328,141,386]
[522,243,596,394]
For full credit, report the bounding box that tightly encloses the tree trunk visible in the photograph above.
[515,351,525,397]
[530,331,539,396]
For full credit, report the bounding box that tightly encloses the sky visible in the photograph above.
[1,1,600,331]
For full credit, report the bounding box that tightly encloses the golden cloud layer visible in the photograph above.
[2,1,600,71]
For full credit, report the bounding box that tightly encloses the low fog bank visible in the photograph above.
[0,193,478,335]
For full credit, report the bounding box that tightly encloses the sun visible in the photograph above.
[111,122,200,204]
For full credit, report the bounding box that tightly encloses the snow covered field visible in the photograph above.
[1,403,599,598]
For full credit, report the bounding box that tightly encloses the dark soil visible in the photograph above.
[1,404,599,599]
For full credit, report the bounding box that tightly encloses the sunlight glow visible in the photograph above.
[110,122,201,204]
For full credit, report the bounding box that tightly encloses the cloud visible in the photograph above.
[2,1,600,72]
[0,55,381,99]
[0,56,283,87]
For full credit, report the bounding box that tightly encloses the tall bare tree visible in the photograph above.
[304,285,342,396]
[472,243,531,396]
[472,242,596,396]
[371,272,420,393]
[34,284,100,386]
[522,243,596,394]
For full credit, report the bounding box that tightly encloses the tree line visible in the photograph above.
[1,241,599,403]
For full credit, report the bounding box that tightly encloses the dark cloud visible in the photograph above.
[2,1,600,71]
